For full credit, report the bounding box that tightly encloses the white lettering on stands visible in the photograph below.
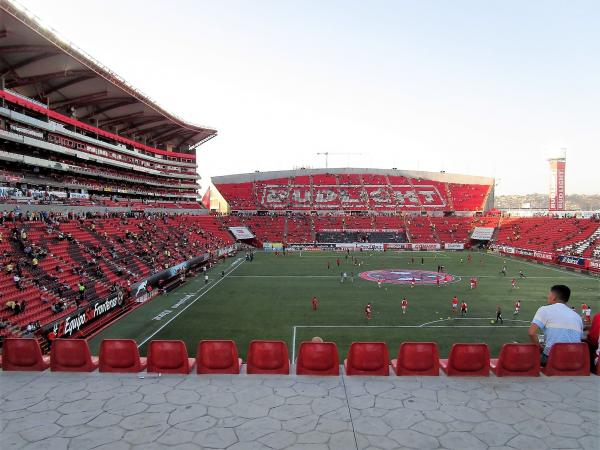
[93,298,118,317]
[64,313,86,336]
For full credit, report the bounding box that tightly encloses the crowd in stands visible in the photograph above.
[496,217,599,253]
[214,211,600,252]
[1,164,197,201]
[0,209,234,340]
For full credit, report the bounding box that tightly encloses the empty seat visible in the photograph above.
[196,340,242,374]
[296,342,339,376]
[490,343,540,377]
[344,342,389,376]
[147,340,195,374]
[99,339,147,373]
[391,342,439,376]
[51,339,99,372]
[246,340,289,374]
[440,343,489,376]
[542,343,590,376]
[2,338,50,371]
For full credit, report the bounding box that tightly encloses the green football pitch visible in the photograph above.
[89,250,599,360]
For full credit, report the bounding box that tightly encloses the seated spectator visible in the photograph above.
[13,274,22,290]
[528,285,584,366]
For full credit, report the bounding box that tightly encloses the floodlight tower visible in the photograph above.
[547,149,566,211]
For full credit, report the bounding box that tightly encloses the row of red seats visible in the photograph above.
[1,338,594,376]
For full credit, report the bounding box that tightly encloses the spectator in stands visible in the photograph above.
[13,274,23,290]
[51,301,64,313]
[585,312,600,372]
[5,300,17,314]
[528,285,584,366]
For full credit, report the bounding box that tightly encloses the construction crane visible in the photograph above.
[316,152,363,169]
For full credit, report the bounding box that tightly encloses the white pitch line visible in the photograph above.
[137,259,245,348]
[293,325,529,328]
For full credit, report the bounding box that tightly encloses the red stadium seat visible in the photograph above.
[490,344,540,377]
[542,343,590,376]
[391,342,439,376]
[344,342,389,376]
[440,343,490,376]
[246,340,289,374]
[196,340,242,374]
[296,342,339,376]
[51,339,99,372]
[99,339,147,373]
[2,338,50,371]
[147,340,195,374]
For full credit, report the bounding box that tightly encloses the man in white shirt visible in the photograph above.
[528,285,583,366]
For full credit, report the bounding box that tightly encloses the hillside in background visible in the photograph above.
[495,194,600,210]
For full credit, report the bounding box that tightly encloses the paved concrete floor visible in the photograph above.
[0,371,598,450]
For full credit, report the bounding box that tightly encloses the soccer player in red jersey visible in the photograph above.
[511,278,517,289]
[411,277,415,289]
[436,276,441,287]
[365,303,372,320]
[460,301,468,317]
[401,298,408,314]
[336,258,340,267]
[311,296,319,311]
[513,299,521,317]
[451,296,459,314]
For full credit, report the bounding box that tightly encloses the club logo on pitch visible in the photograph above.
[359,269,459,285]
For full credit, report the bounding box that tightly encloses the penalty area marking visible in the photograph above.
[136,258,245,348]
[291,317,530,361]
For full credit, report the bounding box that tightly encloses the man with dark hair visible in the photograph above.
[528,285,583,366]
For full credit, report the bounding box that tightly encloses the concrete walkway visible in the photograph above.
[0,371,598,450]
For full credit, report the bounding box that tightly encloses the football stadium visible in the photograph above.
[0,1,598,449]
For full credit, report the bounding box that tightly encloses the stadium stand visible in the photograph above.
[490,343,541,377]
[295,341,340,376]
[246,340,290,375]
[3,337,597,375]
[440,343,490,376]
[196,340,243,374]
[344,342,390,376]
[213,169,494,212]
[147,340,195,374]
[391,342,440,376]
[50,338,99,372]
[542,342,590,376]
[98,339,147,373]
[0,213,235,341]
[496,217,600,252]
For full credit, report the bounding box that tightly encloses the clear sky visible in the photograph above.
[15,0,600,195]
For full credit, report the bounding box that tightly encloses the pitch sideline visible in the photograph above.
[136,258,245,348]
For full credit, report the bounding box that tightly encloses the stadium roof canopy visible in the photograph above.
[0,0,216,152]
